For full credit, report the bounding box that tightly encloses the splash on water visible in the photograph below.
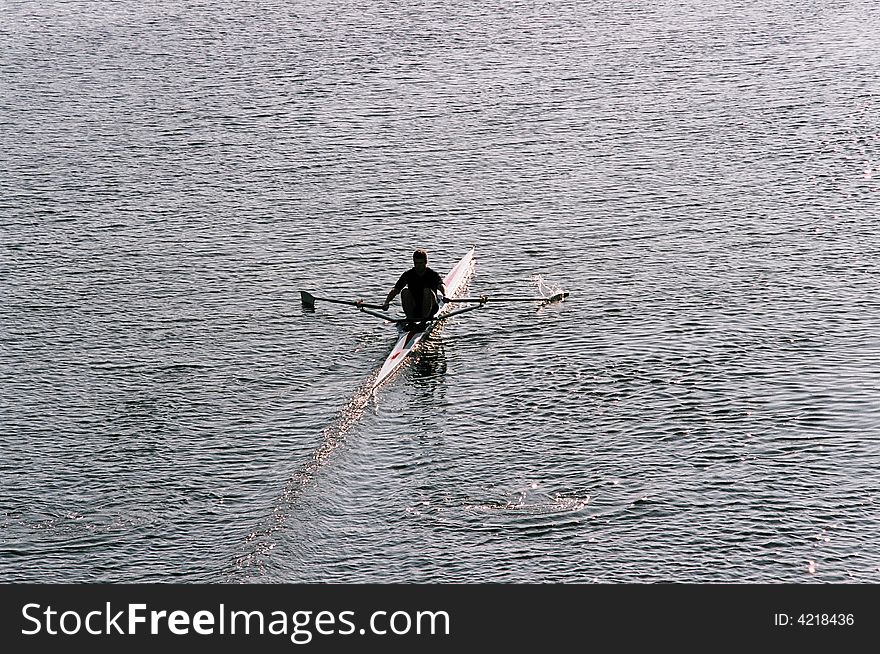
[532,275,556,296]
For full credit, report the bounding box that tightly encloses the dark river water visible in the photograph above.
[1,0,878,583]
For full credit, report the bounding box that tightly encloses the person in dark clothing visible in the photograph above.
[382,249,446,325]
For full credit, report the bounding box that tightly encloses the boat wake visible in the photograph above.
[228,373,379,581]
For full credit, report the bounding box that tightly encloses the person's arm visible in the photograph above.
[385,271,409,310]
[383,287,399,311]
[432,269,446,302]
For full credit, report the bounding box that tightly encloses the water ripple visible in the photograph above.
[3,0,879,583]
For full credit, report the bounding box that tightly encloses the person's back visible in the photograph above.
[383,249,446,327]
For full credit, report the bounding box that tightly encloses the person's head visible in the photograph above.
[413,249,428,272]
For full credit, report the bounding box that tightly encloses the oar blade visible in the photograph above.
[542,291,569,305]
[301,291,387,312]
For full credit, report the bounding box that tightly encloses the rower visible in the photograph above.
[382,249,446,329]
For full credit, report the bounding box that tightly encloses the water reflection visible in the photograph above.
[409,338,448,388]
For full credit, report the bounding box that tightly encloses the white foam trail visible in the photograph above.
[229,375,377,579]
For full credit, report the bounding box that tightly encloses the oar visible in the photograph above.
[445,292,569,304]
[300,291,386,311]
[434,304,485,320]
[359,303,484,325]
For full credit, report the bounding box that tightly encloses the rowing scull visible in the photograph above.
[371,247,477,392]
